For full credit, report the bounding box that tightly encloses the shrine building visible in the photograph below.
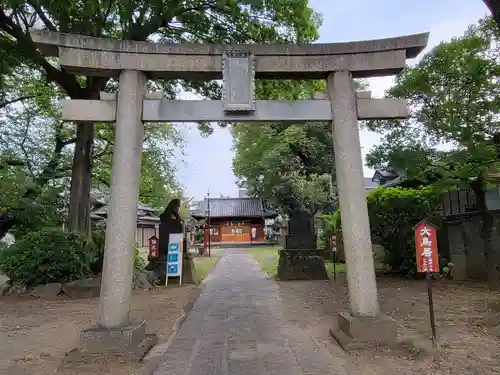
[191,196,277,245]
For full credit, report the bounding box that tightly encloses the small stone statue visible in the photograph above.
[158,198,182,259]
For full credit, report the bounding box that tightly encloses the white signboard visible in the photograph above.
[166,233,183,285]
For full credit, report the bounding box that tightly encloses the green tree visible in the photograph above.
[232,79,368,218]
[232,80,333,216]
[0,0,320,233]
[0,65,184,237]
[232,119,335,218]
[90,120,184,211]
[0,66,73,236]
[366,16,500,287]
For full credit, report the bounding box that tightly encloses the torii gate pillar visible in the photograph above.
[99,70,147,329]
[328,71,397,348]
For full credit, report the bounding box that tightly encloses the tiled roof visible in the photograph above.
[91,202,157,218]
[372,164,405,185]
[191,198,277,218]
[137,203,156,212]
[381,175,405,187]
[364,177,379,190]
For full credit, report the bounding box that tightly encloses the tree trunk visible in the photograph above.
[484,0,500,29]
[67,79,107,235]
[472,178,500,290]
[67,123,94,234]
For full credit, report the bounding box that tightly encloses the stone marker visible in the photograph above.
[277,209,328,280]
[29,29,429,356]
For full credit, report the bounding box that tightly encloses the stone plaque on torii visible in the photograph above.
[29,29,428,356]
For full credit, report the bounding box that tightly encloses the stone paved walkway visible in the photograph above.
[153,249,341,375]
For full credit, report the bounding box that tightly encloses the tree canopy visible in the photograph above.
[366,16,499,187]
[484,0,500,29]
[0,0,321,233]
[232,78,332,217]
[232,78,369,217]
[0,63,184,237]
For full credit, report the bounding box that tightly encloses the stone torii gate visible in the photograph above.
[31,30,428,356]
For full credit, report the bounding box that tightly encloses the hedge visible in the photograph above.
[0,228,97,286]
[324,187,444,276]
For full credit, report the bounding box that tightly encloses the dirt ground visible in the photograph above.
[277,277,500,375]
[0,285,198,375]
[2,264,500,375]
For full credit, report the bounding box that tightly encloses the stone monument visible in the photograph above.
[29,29,429,356]
[277,208,328,280]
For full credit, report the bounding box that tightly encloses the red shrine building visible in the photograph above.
[190,195,277,245]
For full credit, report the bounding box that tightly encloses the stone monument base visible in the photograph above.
[277,249,328,280]
[62,320,157,365]
[330,311,397,351]
[145,260,166,284]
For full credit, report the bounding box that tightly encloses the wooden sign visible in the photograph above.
[329,235,337,252]
[413,218,439,348]
[414,220,439,273]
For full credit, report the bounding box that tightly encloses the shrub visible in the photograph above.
[367,187,443,275]
[316,211,344,262]
[0,228,96,286]
[330,187,444,276]
[134,246,146,272]
[89,228,146,274]
[195,231,204,243]
[89,228,106,274]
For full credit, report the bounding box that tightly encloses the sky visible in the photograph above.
[174,0,491,200]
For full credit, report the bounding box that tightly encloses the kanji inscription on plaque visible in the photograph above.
[222,50,255,112]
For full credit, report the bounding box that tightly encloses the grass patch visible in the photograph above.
[193,256,221,284]
[324,260,345,278]
[248,246,346,279]
[247,246,280,277]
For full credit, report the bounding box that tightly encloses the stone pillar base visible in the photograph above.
[62,320,157,365]
[330,311,397,351]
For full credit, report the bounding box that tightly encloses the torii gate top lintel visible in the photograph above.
[31,29,429,58]
[30,30,429,79]
[34,30,430,123]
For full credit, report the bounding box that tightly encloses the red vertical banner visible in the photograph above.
[414,221,439,273]
[329,235,337,252]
